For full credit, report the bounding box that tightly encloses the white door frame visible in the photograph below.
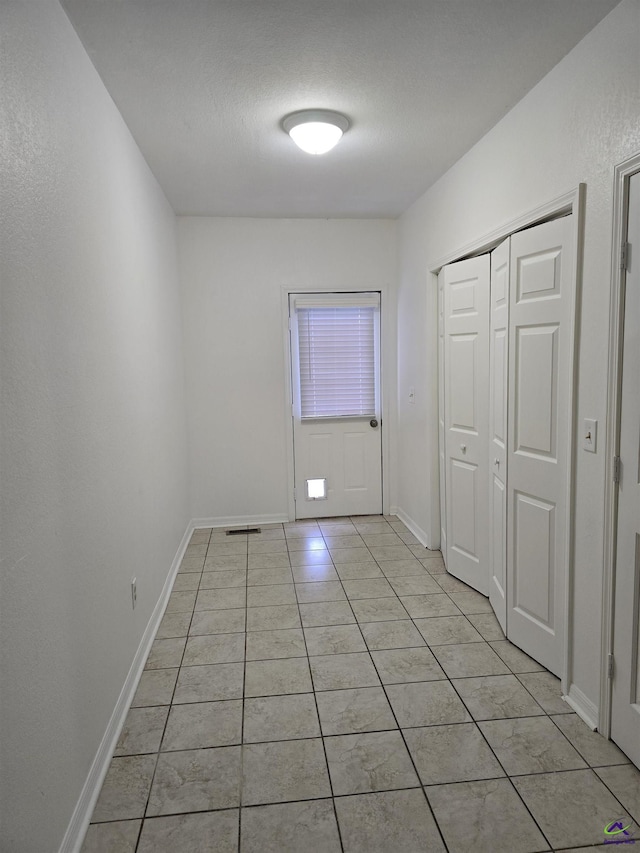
[600,152,640,739]
[281,285,391,521]
[431,184,585,698]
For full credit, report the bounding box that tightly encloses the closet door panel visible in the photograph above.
[489,238,510,630]
[507,215,574,677]
[443,256,490,595]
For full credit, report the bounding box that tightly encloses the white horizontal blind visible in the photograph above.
[297,304,377,418]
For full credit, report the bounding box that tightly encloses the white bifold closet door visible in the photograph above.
[442,255,490,595]
[488,238,510,632]
[506,216,574,677]
[440,215,575,678]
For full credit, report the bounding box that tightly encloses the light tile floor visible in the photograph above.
[82,516,639,853]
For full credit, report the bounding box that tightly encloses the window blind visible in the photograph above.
[297,304,377,418]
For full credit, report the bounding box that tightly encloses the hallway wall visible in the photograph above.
[178,217,398,524]
[396,0,640,721]
[0,4,189,850]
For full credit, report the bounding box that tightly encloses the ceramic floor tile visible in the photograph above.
[421,557,446,573]
[242,738,331,805]
[489,640,545,672]
[295,581,346,603]
[292,564,340,583]
[595,764,640,821]
[304,624,367,656]
[368,545,413,561]
[335,562,385,580]
[243,693,321,742]
[244,657,312,697]
[114,706,169,756]
[426,778,550,853]
[552,714,630,767]
[479,716,587,775]
[299,600,356,627]
[335,789,446,853]
[171,573,201,591]
[131,669,178,708]
[452,674,546,720]
[513,769,634,849]
[359,619,426,650]
[245,628,306,660]
[246,583,296,607]
[466,611,506,640]
[178,557,205,573]
[377,559,426,577]
[189,529,211,545]
[246,567,294,585]
[189,608,246,635]
[161,699,242,750]
[155,612,192,639]
[350,596,409,623]
[386,680,471,727]
[185,544,208,558]
[81,820,140,853]
[310,652,380,690]
[431,642,510,678]
[359,533,404,547]
[246,603,301,631]
[329,547,375,564]
[404,723,504,785]
[173,663,244,703]
[413,615,484,646]
[137,810,238,853]
[182,633,245,666]
[204,554,247,570]
[206,541,247,556]
[387,575,442,596]
[448,591,494,615]
[341,578,395,599]
[323,535,366,550]
[370,646,446,684]
[147,746,241,815]
[433,573,473,593]
[199,570,247,589]
[241,799,341,853]
[248,554,291,570]
[91,755,157,822]
[195,587,246,611]
[399,593,462,618]
[285,535,327,552]
[144,637,186,670]
[324,730,419,795]
[316,686,397,736]
[289,550,334,567]
[517,671,572,713]
[248,539,289,554]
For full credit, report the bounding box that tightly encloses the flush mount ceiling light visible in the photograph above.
[282,109,350,155]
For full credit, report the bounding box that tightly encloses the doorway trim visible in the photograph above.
[429,184,585,704]
[600,152,640,738]
[281,285,391,521]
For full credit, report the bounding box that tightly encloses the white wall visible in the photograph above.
[0,4,188,850]
[396,0,640,717]
[178,217,397,523]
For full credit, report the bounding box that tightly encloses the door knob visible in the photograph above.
[460,444,467,453]
[494,458,500,466]
[370,418,379,428]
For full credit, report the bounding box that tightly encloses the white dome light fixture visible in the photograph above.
[282,109,350,155]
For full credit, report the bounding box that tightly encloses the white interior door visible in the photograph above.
[489,238,510,631]
[290,292,382,520]
[507,215,574,677]
[438,271,447,565]
[611,170,640,768]
[443,255,490,594]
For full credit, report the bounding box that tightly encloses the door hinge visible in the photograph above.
[621,242,629,271]
[293,487,297,500]
[288,317,292,330]
[613,456,621,483]
[607,653,615,679]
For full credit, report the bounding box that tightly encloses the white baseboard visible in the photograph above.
[391,506,433,550]
[193,513,289,529]
[59,520,194,853]
[563,683,599,731]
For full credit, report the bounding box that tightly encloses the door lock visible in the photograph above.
[370,418,379,428]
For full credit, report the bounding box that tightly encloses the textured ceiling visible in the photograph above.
[61,0,620,218]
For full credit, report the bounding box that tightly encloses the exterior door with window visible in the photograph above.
[289,292,382,519]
